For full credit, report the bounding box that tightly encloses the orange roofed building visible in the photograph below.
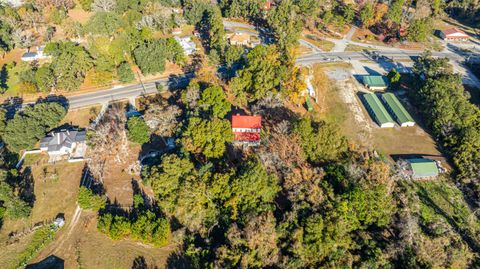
[232,115,261,146]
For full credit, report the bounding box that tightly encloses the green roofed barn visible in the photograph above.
[381,93,415,127]
[407,158,439,178]
[362,75,389,90]
[362,93,395,128]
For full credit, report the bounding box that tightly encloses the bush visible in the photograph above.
[77,186,106,211]
[127,117,150,144]
[97,210,170,246]
[117,62,135,83]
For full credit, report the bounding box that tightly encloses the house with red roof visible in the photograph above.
[439,28,469,41]
[232,115,261,146]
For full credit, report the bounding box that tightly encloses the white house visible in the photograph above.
[174,36,197,55]
[40,130,87,159]
[21,46,49,62]
[439,28,469,41]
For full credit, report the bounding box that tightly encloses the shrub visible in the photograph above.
[77,186,106,211]
[127,116,150,144]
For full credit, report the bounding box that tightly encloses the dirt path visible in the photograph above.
[53,206,82,252]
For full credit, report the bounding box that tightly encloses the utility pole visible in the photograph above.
[136,71,147,95]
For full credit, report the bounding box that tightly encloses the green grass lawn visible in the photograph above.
[303,35,336,52]
[344,44,375,52]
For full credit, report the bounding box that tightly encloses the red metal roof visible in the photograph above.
[234,132,261,142]
[232,115,261,129]
[442,28,469,37]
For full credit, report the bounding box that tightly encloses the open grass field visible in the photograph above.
[302,35,336,52]
[60,106,101,128]
[0,156,85,268]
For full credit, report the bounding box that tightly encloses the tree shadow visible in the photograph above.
[0,64,8,92]
[36,95,70,111]
[165,251,193,269]
[132,256,158,269]
[26,255,64,269]
[1,96,23,119]
[18,166,35,207]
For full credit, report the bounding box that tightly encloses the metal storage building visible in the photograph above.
[407,158,439,178]
[381,93,415,127]
[362,75,389,90]
[363,93,395,128]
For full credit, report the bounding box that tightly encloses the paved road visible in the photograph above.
[59,50,466,109]
[65,76,190,109]
[296,50,465,65]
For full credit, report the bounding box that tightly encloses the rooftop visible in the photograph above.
[363,93,394,125]
[441,28,469,37]
[382,93,414,124]
[407,158,439,178]
[362,75,389,87]
[40,130,86,152]
[232,115,261,129]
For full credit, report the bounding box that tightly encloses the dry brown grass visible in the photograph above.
[61,106,101,128]
[68,7,93,24]
[31,210,176,269]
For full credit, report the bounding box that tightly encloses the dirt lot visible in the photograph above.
[312,63,443,161]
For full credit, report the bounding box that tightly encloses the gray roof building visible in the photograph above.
[40,130,86,155]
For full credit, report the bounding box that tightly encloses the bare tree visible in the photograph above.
[36,0,75,10]
[12,30,37,50]
[91,0,116,12]
[87,104,128,182]
[143,103,181,137]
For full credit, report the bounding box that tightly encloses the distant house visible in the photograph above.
[381,93,415,127]
[174,36,197,55]
[40,130,87,160]
[21,46,48,62]
[226,32,260,48]
[232,115,261,146]
[362,93,395,128]
[171,28,182,35]
[439,28,469,41]
[407,158,439,178]
[362,75,389,91]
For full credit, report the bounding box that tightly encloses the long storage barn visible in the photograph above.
[362,75,389,90]
[363,93,395,128]
[381,93,415,127]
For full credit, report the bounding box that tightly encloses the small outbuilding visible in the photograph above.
[439,28,469,41]
[363,93,395,128]
[381,93,415,127]
[362,75,389,91]
[232,115,261,146]
[407,158,439,178]
[21,46,48,62]
[174,36,197,55]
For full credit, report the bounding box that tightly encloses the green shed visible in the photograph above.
[305,98,313,112]
[381,93,415,127]
[407,158,439,178]
[363,93,395,128]
[362,76,389,90]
